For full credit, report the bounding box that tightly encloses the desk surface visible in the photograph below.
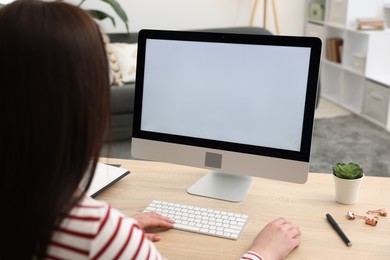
[98,158,389,260]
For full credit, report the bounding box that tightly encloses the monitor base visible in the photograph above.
[187,171,252,202]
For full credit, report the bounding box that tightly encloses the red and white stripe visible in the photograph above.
[46,196,164,260]
[241,251,264,260]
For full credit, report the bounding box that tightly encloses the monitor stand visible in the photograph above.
[187,171,252,202]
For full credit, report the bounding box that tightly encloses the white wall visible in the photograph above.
[251,0,306,36]
[78,0,306,36]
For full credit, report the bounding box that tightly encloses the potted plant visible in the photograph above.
[332,162,364,204]
[78,0,129,33]
[0,0,129,33]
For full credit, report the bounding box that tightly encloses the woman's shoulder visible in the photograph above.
[69,196,131,222]
[67,196,109,218]
[57,195,138,240]
[49,197,141,258]
[77,195,109,209]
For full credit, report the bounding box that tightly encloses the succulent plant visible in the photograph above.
[332,162,364,179]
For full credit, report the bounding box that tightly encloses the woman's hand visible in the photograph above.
[249,218,301,260]
[132,212,175,242]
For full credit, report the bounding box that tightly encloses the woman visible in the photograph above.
[0,0,300,259]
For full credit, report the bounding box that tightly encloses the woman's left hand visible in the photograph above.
[132,212,175,242]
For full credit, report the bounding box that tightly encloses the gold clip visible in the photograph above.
[367,208,387,217]
[347,211,378,226]
[347,211,365,220]
[365,217,379,226]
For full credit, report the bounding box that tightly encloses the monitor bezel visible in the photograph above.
[132,29,321,163]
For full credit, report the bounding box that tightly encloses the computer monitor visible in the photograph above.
[131,29,321,202]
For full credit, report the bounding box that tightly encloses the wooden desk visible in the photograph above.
[98,158,390,260]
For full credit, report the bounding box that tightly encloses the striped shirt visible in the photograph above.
[46,196,263,259]
[46,196,164,259]
[241,251,264,260]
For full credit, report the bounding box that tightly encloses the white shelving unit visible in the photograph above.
[305,0,390,131]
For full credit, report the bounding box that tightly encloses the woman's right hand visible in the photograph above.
[249,218,301,260]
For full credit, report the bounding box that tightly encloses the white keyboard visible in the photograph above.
[143,200,248,240]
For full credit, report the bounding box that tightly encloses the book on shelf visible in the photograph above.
[326,38,343,63]
[356,17,385,30]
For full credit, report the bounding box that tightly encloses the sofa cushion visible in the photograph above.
[197,26,272,35]
[109,43,137,83]
[108,33,139,44]
[110,83,135,114]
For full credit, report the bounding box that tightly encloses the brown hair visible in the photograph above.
[0,0,110,258]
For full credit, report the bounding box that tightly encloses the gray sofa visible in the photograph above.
[108,33,138,141]
[107,27,274,141]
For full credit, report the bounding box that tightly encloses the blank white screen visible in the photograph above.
[141,39,311,151]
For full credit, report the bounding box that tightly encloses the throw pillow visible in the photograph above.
[109,43,138,83]
[102,34,123,86]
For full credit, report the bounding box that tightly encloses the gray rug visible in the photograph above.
[102,115,390,177]
[310,115,390,177]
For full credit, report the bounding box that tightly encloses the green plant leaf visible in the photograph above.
[332,162,364,179]
[87,9,116,27]
[101,0,129,32]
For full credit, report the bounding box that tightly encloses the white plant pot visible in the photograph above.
[333,174,364,205]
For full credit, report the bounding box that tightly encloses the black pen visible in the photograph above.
[326,213,352,247]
